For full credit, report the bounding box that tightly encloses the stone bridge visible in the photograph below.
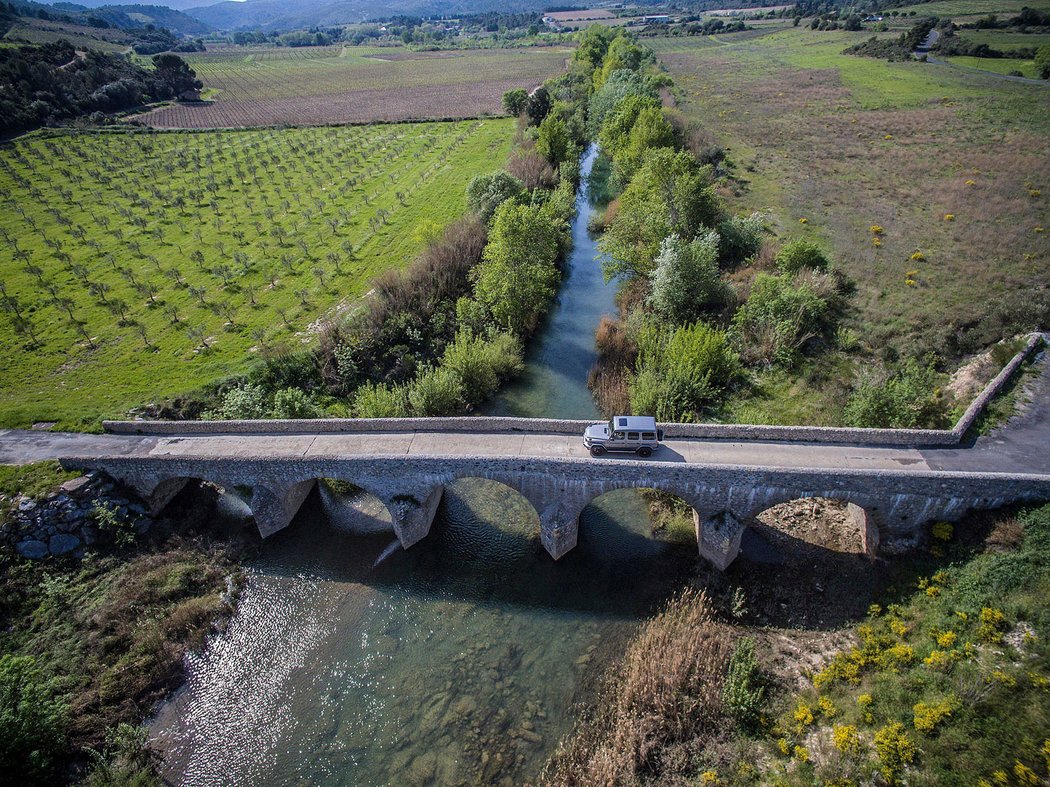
[2,403,1046,569]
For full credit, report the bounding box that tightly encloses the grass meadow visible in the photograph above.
[140,45,573,128]
[651,27,1048,423]
[895,0,1050,16]
[0,120,513,428]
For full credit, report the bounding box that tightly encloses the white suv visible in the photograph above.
[583,415,663,457]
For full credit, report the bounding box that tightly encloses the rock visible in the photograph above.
[17,498,37,513]
[60,476,93,495]
[16,540,48,559]
[405,751,437,786]
[81,526,100,545]
[519,728,542,744]
[49,534,81,556]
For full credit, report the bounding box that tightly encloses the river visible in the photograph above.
[151,144,697,786]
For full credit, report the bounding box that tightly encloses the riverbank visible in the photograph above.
[539,502,1050,785]
[0,464,249,784]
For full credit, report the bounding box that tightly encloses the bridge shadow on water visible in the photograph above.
[243,480,890,630]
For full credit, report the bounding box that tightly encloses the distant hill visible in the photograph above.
[39,0,216,9]
[189,0,557,31]
[19,1,211,33]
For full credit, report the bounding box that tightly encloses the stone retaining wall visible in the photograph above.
[104,333,1046,447]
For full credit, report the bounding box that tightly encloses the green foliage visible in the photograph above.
[0,462,80,511]
[352,381,410,418]
[206,383,269,420]
[731,273,831,367]
[723,637,766,732]
[466,171,525,223]
[647,232,730,324]
[597,94,661,160]
[573,24,618,73]
[502,87,529,116]
[1036,43,1050,78]
[470,201,564,334]
[85,723,159,787]
[91,500,136,549]
[843,358,950,428]
[271,387,320,419]
[0,654,67,785]
[600,147,721,281]
[441,330,524,403]
[776,238,831,275]
[717,213,766,267]
[593,33,647,90]
[587,68,654,136]
[629,321,740,420]
[536,114,573,166]
[407,365,463,416]
[614,105,676,183]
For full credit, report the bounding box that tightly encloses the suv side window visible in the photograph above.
[642,432,656,440]
[627,432,640,441]
[613,431,625,440]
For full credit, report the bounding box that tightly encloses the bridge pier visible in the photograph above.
[694,510,746,571]
[249,480,316,538]
[388,485,444,549]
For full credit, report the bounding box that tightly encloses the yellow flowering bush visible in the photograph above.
[937,631,957,648]
[799,217,808,224]
[794,700,815,729]
[978,608,1007,644]
[818,695,838,718]
[874,722,916,783]
[986,670,1017,688]
[1014,762,1039,785]
[890,619,910,638]
[833,724,862,755]
[910,251,926,261]
[965,179,976,186]
[870,224,884,235]
[923,649,960,671]
[793,745,809,763]
[777,737,791,756]
[858,693,875,724]
[913,695,959,733]
[879,643,915,670]
[699,770,721,785]
[944,213,955,221]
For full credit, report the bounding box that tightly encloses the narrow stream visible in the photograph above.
[151,144,695,786]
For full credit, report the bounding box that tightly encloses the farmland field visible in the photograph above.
[0,120,514,428]
[651,28,1048,418]
[2,19,131,52]
[139,45,573,128]
[946,54,1040,78]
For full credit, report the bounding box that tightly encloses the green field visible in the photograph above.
[958,30,1050,50]
[0,120,514,428]
[652,27,1048,420]
[181,45,574,100]
[895,0,1050,16]
[2,20,131,53]
[947,54,1041,78]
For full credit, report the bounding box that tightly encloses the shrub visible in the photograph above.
[466,171,525,223]
[913,696,959,733]
[630,322,740,420]
[833,724,863,755]
[1037,44,1050,79]
[731,273,830,367]
[407,365,464,416]
[92,499,136,548]
[353,382,409,418]
[775,239,831,275]
[843,358,950,429]
[206,383,269,420]
[717,213,765,267]
[271,387,319,419]
[648,232,731,324]
[0,655,67,785]
[874,722,917,783]
[723,637,766,732]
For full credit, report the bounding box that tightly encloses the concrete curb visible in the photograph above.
[104,333,1046,448]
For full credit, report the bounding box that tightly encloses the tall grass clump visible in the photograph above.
[541,589,732,786]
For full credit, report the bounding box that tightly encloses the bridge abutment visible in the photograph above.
[694,510,746,571]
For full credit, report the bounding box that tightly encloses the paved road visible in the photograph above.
[1,346,1046,476]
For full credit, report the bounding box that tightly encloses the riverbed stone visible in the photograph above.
[49,533,81,555]
[17,539,49,559]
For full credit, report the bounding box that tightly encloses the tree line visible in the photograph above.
[0,41,201,134]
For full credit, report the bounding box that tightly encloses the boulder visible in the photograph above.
[49,533,81,556]
[16,540,48,559]
[60,476,92,494]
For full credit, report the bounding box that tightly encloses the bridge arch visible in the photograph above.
[750,496,880,561]
[315,479,395,535]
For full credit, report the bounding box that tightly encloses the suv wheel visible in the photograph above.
[590,445,606,457]
[636,447,653,457]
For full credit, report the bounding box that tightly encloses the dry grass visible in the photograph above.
[652,30,1050,363]
[539,589,733,786]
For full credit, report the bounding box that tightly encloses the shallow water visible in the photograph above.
[152,145,694,786]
